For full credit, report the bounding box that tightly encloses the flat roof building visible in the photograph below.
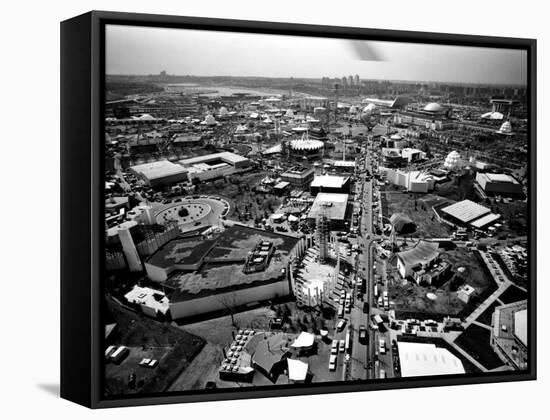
[491,300,528,370]
[281,166,315,190]
[307,193,349,227]
[129,160,189,187]
[476,172,523,196]
[440,199,500,229]
[179,151,252,182]
[397,341,465,377]
[310,175,350,195]
[143,225,305,319]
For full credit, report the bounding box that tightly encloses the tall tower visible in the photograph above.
[333,83,340,124]
[317,204,330,263]
[117,221,142,272]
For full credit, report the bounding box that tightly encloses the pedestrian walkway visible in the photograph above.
[445,338,488,373]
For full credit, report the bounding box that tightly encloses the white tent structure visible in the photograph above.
[287,359,309,382]
[291,332,315,350]
[481,111,504,120]
[497,121,514,135]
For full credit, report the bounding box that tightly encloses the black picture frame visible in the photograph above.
[61,10,537,409]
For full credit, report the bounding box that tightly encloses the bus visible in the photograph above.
[345,331,351,354]
[110,345,129,364]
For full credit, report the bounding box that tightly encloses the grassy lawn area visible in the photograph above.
[454,324,504,370]
[499,285,528,304]
[104,297,206,396]
[433,172,476,202]
[381,189,452,238]
[194,170,282,223]
[389,248,497,321]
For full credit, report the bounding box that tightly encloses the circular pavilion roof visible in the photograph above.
[423,102,443,112]
[290,139,324,151]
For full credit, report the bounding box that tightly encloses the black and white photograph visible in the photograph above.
[101,21,533,399]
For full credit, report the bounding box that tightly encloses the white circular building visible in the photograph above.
[290,139,324,155]
[423,102,444,113]
[444,150,462,170]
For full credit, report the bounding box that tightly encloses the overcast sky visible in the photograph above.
[106,24,527,85]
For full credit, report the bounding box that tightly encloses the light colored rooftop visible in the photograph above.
[311,175,349,189]
[179,151,249,166]
[441,199,491,223]
[470,213,501,229]
[124,285,170,315]
[130,160,188,181]
[308,193,349,221]
[397,341,465,377]
[485,173,519,184]
[333,160,356,167]
[397,240,439,267]
[515,309,528,347]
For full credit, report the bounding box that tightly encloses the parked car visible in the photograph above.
[331,341,339,355]
[339,339,346,353]
[329,355,337,371]
[359,325,368,344]
[337,319,347,332]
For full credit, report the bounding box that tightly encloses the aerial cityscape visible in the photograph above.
[103,27,530,396]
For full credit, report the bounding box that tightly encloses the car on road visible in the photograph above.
[359,325,368,343]
[331,340,339,354]
[337,319,347,332]
[379,338,386,354]
[339,339,346,353]
[329,355,337,371]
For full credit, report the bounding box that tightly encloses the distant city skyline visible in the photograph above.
[106,25,528,86]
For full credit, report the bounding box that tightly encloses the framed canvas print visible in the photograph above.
[60,11,536,408]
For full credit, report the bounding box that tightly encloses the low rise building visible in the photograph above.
[179,151,252,182]
[396,240,440,279]
[310,174,351,195]
[457,284,476,303]
[475,172,523,196]
[281,166,315,190]
[129,160,189,187]
[491,300,528,370]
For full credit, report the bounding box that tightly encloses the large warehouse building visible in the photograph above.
[310,175,351,195]
[142,225,306,319]
[179,151,252,182]
[307,193,350,229]
[475,172,523,196]
[281,166,315,190]
[397,341,465,377]
[129,160,189,187]
[439,199,500,230]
